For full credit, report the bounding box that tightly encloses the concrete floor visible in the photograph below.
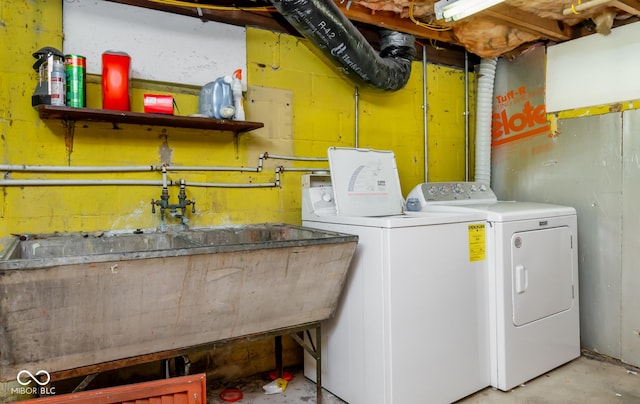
[459,355,639,404]
[207,355,640,403]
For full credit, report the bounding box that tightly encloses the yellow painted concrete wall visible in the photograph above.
[0,1,471,239]
[247,30,472,188]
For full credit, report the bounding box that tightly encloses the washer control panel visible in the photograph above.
[302,173,337,218]
[406,181,497,207]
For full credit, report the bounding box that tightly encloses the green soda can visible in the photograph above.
[65,54,86,108]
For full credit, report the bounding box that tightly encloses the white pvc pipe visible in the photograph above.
[186,181,278,188]
[0,155,327,175]
[165,166,260,172]
[262,154,328,161]
[161,166,168,188]
[279,167,329,172]
[474,58,497,185]
[0,164,261,173]
[0,152,329,189]
[355,86,360,148]
[0,180,164,186]
[0,165,155,172]
[0,179,279,188]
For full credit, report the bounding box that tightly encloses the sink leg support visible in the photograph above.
[275,335,283,379]
[290,322,322,403]
[316,323,322,403]
[161,355,191,379]
[72,373,98,393]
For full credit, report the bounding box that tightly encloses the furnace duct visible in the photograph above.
[269,0,416,91]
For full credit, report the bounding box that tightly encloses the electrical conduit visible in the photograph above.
[464,51,470,181]
[422,45,428,182]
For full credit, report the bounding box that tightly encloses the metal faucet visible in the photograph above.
[151,167,196,231]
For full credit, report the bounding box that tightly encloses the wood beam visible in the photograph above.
[613,0,640,16]
[106,0,297,35]
[332,0,459,44]
[104,0,467,67]
[483,4,573,41]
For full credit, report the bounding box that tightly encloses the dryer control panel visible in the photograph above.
[406,181,498,207]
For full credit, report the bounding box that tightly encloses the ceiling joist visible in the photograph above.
[611,0,640,16]
[332,0,458,44]
[106,0,640,61]
[484,4,574,41]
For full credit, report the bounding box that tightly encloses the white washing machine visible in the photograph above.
[407,181,580,391]
[301,148,490,404]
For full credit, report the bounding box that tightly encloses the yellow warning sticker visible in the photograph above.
[468,223,486,262]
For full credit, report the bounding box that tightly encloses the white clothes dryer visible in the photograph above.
[407,182,580,391]
[301,149,491,404]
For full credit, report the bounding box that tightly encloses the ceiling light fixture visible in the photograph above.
[434,0,505,22]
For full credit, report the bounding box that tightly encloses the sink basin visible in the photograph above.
[3,232,199,260]
[0,224,357,381]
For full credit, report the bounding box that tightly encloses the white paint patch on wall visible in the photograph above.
[546,21,640,113]
[62,0,246,87]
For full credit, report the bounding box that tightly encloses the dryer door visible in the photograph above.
[511,226,574,326]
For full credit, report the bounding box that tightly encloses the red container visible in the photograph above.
[102,51,131,111]
[144,94,174,114]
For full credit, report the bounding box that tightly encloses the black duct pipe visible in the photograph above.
[269,0,416,91]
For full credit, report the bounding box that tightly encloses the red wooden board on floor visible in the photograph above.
[19,373,206,404]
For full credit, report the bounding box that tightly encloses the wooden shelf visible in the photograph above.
[36,105,264,133]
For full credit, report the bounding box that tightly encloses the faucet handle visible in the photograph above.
[151,198,156,213]
[191,199,196,214]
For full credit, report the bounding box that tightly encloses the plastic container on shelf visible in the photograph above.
[231,69,245,121]
[102,50,131,111]
[31,46,66,106]
[49,58,66,106]
[198,75,234,119]
[65,54,86,108]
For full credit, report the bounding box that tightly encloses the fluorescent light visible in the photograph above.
[435,0,505,22]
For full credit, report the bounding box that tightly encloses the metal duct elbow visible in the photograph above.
[269,0,416,91]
